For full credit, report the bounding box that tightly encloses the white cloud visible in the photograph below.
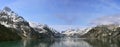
[90,14,120,25]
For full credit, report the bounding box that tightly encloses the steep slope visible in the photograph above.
[81,24,120,39]
[0,7,39,39]
[29,22,61,38]
[0,7,55,39]
[0,24,21,41]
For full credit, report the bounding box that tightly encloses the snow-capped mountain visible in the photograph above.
[80,24,120,39]
[0,7,56,39]
[29,22,62,38]
[61,27,93,38]
[61,29,81,37]
[0,7,27,28]
[0,7,33,39]
[80,27,92,35]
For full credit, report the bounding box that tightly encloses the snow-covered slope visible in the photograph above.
[29,22,62,38]
[0,7,27,28]
[0,7,56,39]
[61,27,93,38]
[80,27,92,35]
[61,29,81,37]
[0,7,33,39]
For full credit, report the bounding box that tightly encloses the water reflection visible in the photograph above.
[84,38,120,47]
[0,38,120,47]
[51,38,91,47]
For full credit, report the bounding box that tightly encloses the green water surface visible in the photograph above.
[0,38,120,47]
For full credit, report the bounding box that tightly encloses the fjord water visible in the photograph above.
[0,38,120,47]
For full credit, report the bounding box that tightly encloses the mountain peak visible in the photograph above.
[3,6,11,12]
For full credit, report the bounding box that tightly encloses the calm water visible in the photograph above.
[0,38,120,47]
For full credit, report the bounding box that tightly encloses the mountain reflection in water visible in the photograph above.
[0,38,120,47]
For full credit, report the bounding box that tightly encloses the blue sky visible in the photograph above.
[1,0,120,31]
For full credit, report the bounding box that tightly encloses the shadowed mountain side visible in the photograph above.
[0,24,21,41]
[81,24,120,39]
[0,7,59,40]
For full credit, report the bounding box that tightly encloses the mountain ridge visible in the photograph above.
[0,7,58,40]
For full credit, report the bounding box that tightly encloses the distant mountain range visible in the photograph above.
[81,24,120,39]
[0,7,120,41]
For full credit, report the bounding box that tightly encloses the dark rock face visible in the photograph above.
[81,24,120,39]
[0,24,21,41]
[3,6,11,12]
